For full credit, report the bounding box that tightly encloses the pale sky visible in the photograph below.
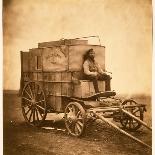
[3,0,152,95]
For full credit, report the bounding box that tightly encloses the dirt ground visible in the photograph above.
[3,92,152,155]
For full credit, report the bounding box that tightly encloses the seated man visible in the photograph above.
[83,48,111,93]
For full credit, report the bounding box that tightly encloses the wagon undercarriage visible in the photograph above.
[20,38,152,150]
[21,82,151,149]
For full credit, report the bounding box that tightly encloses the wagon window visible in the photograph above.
[35,56,41,70]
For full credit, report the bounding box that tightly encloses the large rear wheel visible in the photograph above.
[21,82,47,126]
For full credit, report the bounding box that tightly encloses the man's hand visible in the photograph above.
[102,71,112,77]
[90,72,98,76]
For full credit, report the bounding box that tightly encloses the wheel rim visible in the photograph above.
[120,100,143,131]
[21,82,47,126]
[65,102,86,137]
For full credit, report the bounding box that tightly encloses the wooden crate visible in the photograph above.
[73,80,105,98]
[27,44,105,73]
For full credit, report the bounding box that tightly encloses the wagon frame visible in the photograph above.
[20,37,152,149]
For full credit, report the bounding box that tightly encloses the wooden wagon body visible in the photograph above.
[20,39,106,112]
[20,38,151,149]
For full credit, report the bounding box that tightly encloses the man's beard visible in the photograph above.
[89,56,95,61]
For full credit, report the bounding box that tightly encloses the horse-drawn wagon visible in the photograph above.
[20,37,151,149]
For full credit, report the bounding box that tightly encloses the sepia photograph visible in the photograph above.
[3,0,152,155]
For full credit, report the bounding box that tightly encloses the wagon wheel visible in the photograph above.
[64,102,86,137]
[21,82,47,126]
[120,99,143,131]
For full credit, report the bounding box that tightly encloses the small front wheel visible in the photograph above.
[64,102,86,137]
[120,99,144,131]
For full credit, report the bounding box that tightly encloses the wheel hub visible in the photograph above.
[31,99,36,105]
[68,113,77,123]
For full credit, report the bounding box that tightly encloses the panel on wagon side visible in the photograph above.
[42,46,68,71]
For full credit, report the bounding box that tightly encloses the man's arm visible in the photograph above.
[96,63,112,76]
[96,63,104,74]
[83,61,98,76]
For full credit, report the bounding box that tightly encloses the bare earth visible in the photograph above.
[3,92,152,155]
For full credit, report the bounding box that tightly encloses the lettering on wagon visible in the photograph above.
[46,53,62,64]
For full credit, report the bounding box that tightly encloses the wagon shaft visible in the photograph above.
[93,112,152,149]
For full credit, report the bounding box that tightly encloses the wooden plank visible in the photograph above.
[55,72,61,81]
[54,83,61,96]
[29,48,42,72]
[55,96,62,111]
[47,96,55,110]
[21,52,29,72]
[89,82,94,96]
[72,84,82,98]
[33,73,37,80]
[49,72,55,81]
[72,80,105,98]
[37,72,43,81]
[61,83,72,96]
[23,72,29,81]
[61,72,72,81]
[81,81,90,97]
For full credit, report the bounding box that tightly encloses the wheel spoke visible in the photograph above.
[121,100,143,131]
[77,120,83,127]
[36,104,45,111]
[37,91,43,102]
[35,100,45,104]
[35,108,40,121]
[75,124,81,133]
[132,108,139,114]
[36,107,44,119]
[22,97,32,103]
[72,105,76,115]
[28,109,33,122]
[28,84,34,99]
[25,106,32,115]
[77,118,83,121]
[75,124,79,134]
[33,108,36,123]
[68,107,73,113]
[22,82,47,126]
[25,89,33,99]
[69,122,75,132]
[134,114,140,117]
